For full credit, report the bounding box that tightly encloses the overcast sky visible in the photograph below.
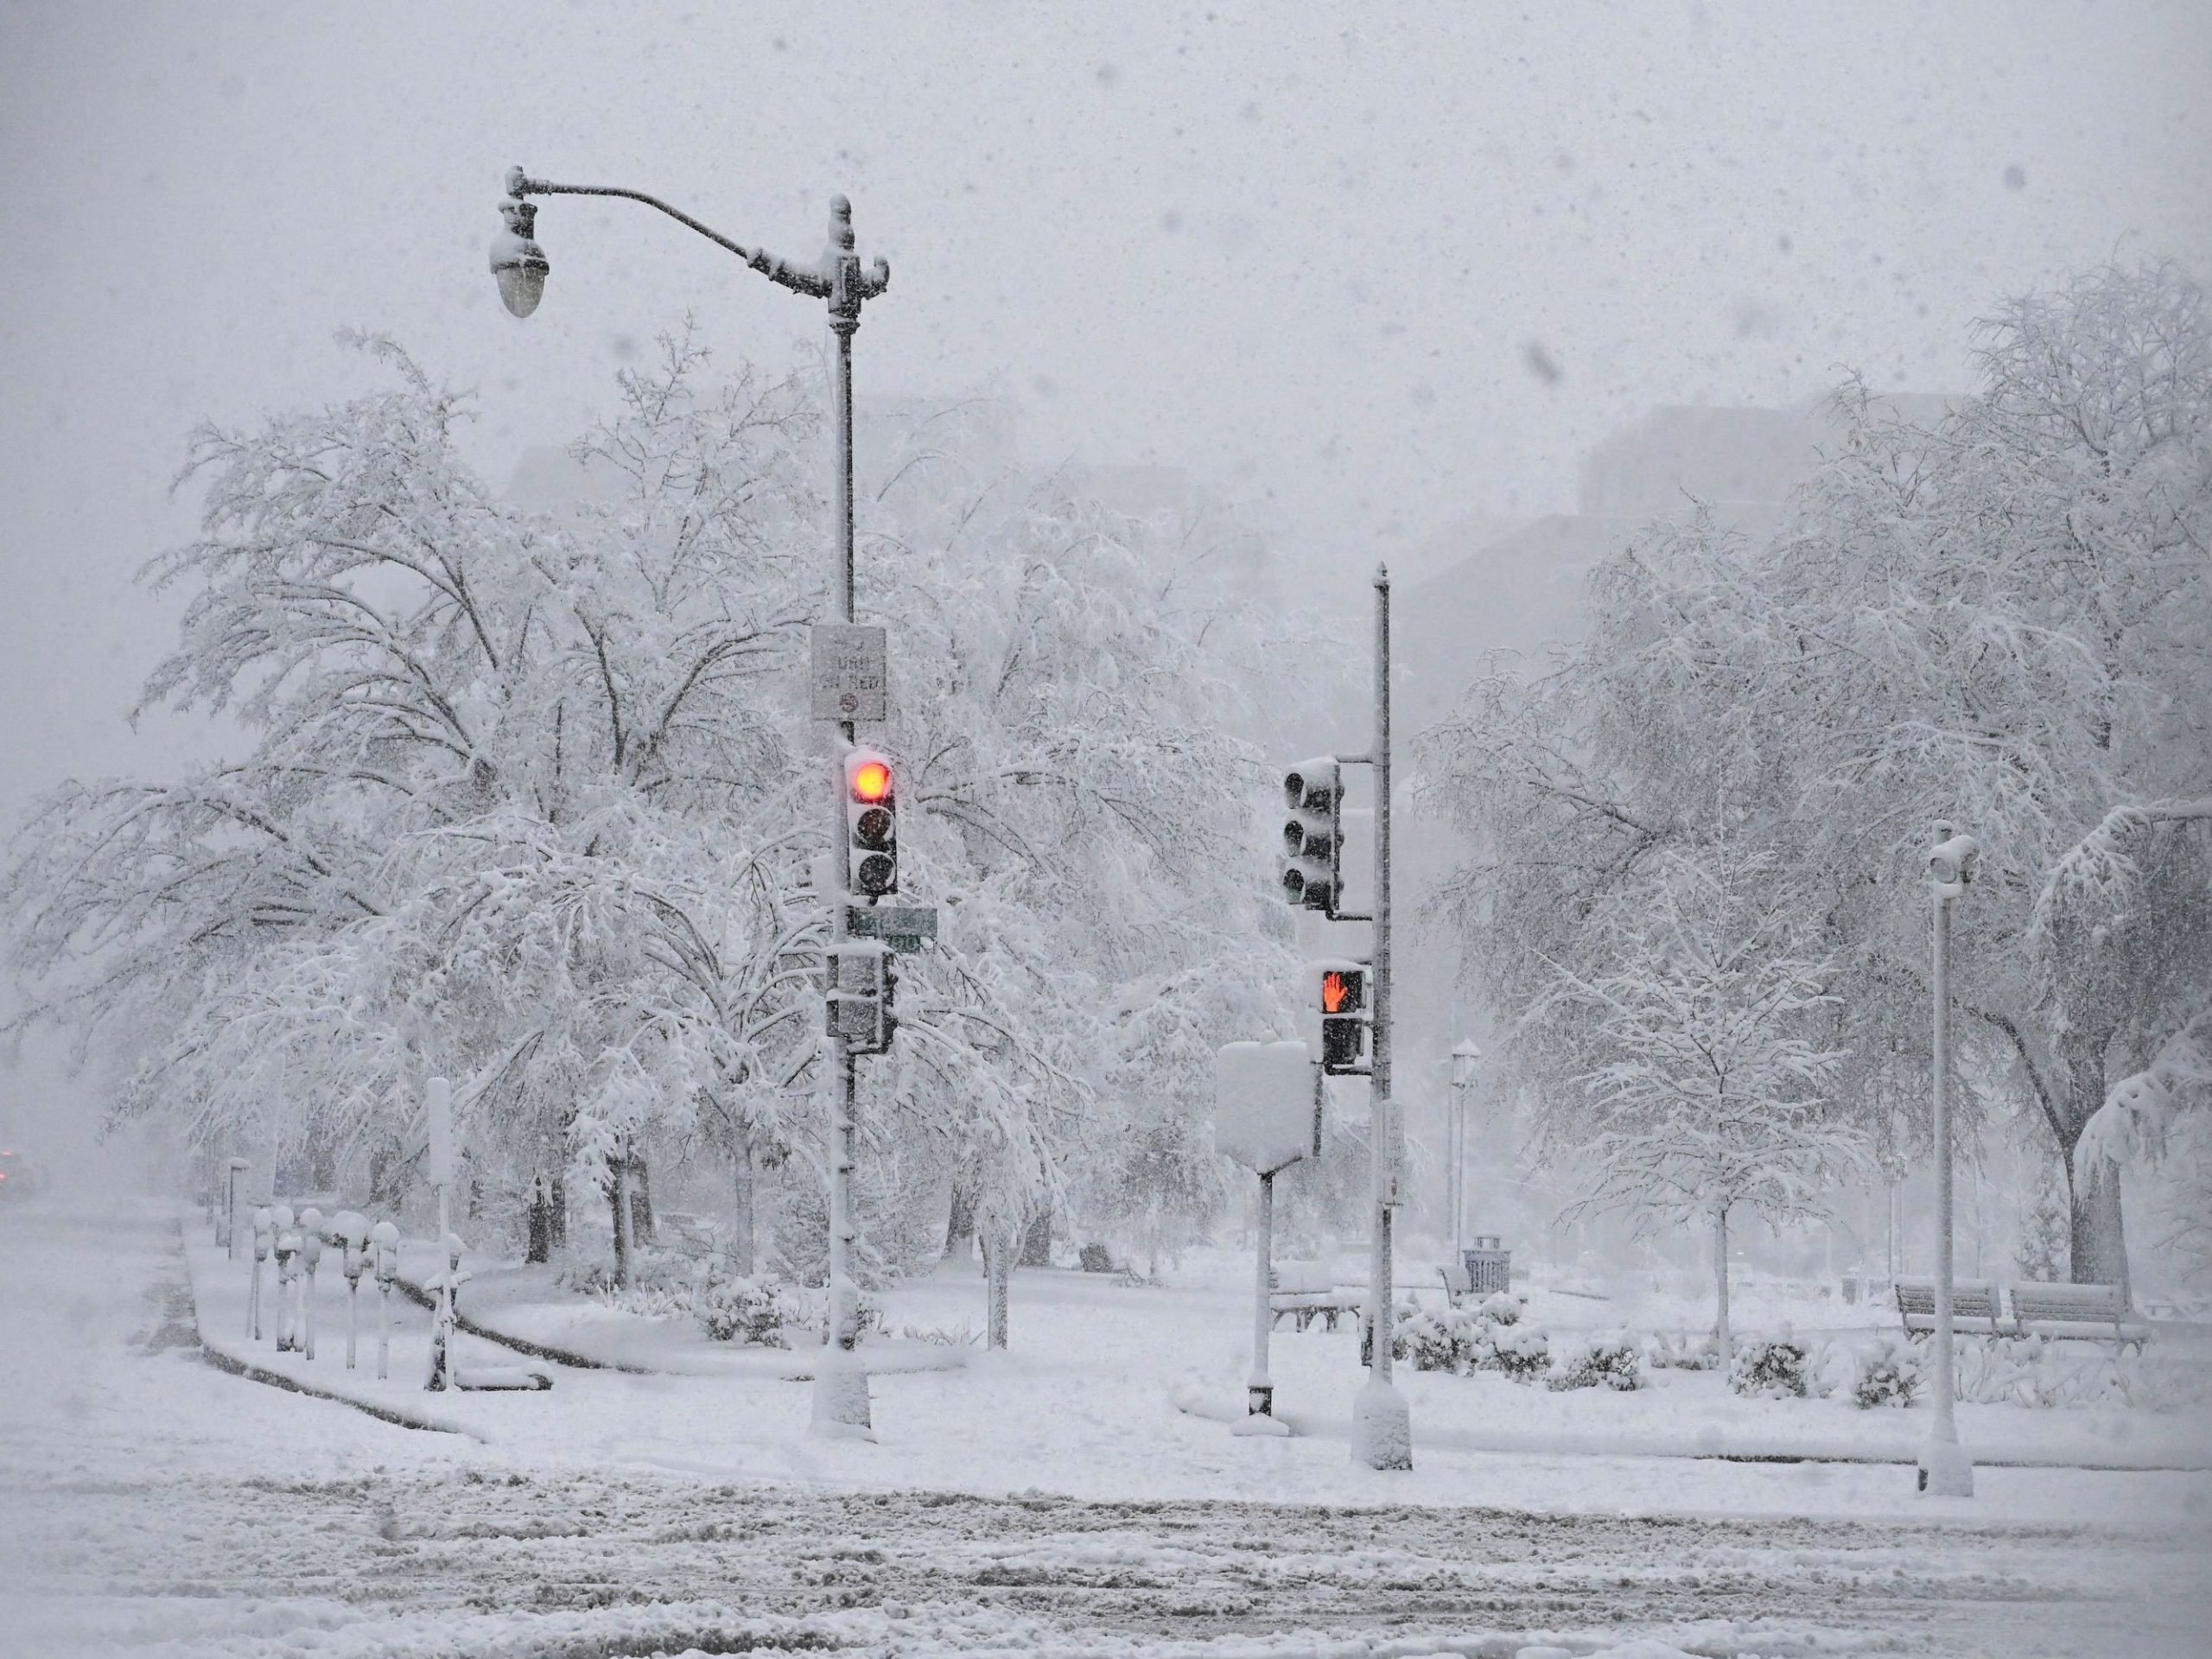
[2,2,2209,1142]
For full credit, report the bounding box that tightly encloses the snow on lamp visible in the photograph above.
[491,194,549,318]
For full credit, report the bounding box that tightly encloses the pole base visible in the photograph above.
[1351,1376,1413,1470]
[809,1347,874,1441]
[1916,1439,1974,1497]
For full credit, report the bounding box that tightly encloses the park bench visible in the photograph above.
[1269,1261,1361,1332]
[1440,1257,1522,1307]
[1893,1277,2008,1338]
[2006,1281,2155,1351]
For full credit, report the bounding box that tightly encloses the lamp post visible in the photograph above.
[1919,822,1980,1498]
[1352,564,1412,1471]
[491,166,889,1436]
[1446,1040,1482,1261]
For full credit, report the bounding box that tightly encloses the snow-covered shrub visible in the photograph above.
[1848,1338,1922,1408]
[1800,1337,1844,1400]
[1474,1290,1527,1325]
[899,1320,982,1347]
[1643,1331,1721,1371]
[787,1288,886,1344]
[1470,1319,1552,1381]
[696,1274,791,1347]
[607,1285,691,1321]
[1546,1331,1644,1392]
[1389,1294,1548,1378]
[1078,1243,1116,1274]
[1946,1336,2210,1409]
[1730,1338,1809,1399]
[555,1246,696,1301]
[1393,1307,1469,1372]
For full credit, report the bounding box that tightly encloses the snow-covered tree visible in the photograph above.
[1419,259,2212,1287]
[1529,849,1860,1362]
[3,327,1325,1332]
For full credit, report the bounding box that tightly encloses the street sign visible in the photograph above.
[810,625,887,721]
[1214,1041,1323,1175]
[847,904,938,946]
[1372,1096,1405,1207]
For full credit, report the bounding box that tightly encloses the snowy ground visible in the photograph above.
[3,1199,2210,1657]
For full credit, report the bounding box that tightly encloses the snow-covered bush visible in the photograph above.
[556,1247,695,1301]
[1546,1331,1644,1392]
[1470,1319,1552,1381]
[1730,1338,1809,1399]
[1848,1337,1923,1408]
[1474,1290,1526,1326]
[606,1286,691,1321]
[1643,1331,1721,1371]
[1393,1307,1469,1372]
[696,1274,791,1347]
[1078,1243,1116,1274]
[785,1288,885,1344]
[1389,1294,1548,1378]
[899,1320,982,1347]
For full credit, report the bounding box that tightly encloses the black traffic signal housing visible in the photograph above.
[1280,757,1344,914]
[844,748,898,897]
[1313,957,1369,1075]
[825,940,898,1053]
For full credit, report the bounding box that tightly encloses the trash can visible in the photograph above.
[1462,1235,1512,1294]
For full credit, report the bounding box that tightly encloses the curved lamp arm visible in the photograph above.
[507,166,856,301]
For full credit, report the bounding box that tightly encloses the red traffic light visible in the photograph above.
[1321,969,1363,1014]
[849,759,893,803]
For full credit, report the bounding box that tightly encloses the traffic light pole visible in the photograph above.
[813,207,886,1440]
[1355,563,1413,1470]
[490,175,886,1437]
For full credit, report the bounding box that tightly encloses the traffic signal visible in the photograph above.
[1280,757,1344,913]
[1313,958,1369,1074]
[825,941,898,1053]
[844,748,898,897]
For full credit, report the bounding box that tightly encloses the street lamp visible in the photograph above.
[489,197,549,318]
[1919,822,1980,1498]
[1446,1040,1482,1261]
[489,164,890,1437]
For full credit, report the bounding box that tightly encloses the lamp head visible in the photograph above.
[1929,831,1980,899]
[491,195,549,318]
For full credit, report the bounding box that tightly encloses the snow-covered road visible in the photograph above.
[3,1202,2208,1657]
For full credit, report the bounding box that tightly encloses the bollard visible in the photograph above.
[249,1207,274,1341]
[298,1207,324,1362]
[371,1219,399,1381]
[337,1212,368,1370]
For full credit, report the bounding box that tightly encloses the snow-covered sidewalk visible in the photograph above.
[11,1200,2212,1658]
[391,1246,975,1380]
[180,1220,2212,1523]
